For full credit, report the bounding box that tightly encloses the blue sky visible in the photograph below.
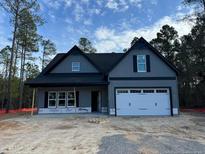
[0,0,195,53]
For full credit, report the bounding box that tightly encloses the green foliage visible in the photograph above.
[183,0,205,9]
[41,39,56,69]
[78,37,97,53]
[150,25,179,64]
[123,37,139,52]
[17,9,39,53]
[131,37,139,47]
[25,62,40,79]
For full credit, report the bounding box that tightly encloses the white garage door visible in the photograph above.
[116,88,171,116]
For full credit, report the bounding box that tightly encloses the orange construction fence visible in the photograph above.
[0,108,37,114]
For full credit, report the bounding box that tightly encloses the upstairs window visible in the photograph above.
[72,62,80,72]
[137,55,146,72]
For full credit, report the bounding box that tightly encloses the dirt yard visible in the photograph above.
[0,113,205,154]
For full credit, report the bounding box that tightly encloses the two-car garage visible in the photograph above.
[115,88,171,116]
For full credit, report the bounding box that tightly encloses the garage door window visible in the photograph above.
[156,89,168,93]
[117,90,128,94]
[130,90,141,93]
[143,89,154,93]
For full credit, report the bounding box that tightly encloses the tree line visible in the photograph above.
[0,0,56,111]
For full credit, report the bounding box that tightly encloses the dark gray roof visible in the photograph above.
[39,52,124,76]
[86,53,124,73]
[26,73,108,87]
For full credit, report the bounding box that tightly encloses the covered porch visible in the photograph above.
[35,86,108,114]
[25,73,109,114]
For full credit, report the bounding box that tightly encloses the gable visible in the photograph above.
[50,52,99,73]
[109,41,177,77]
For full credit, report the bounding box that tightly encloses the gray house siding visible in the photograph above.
[50,54,99,73]
[109,49,176,77]
[108,47,179,115]
[36,86,108,113]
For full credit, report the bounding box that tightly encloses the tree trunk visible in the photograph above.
[202,0,205,12]
[19,47,26,109]
[6,0,20,113]
[12,42,19,78]
[42,48,45,70]
[1,55,9,110]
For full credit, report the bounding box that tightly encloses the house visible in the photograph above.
[25,37,179,116]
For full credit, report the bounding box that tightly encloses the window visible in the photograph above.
[67,91,75,106]
[58,92,66,107]
[143,90,154,93]
[130,90,141,93]
[48,92,57,108]
[137,55,146,72]
[117,90,128,94]
[156,89,168,93]
[72,62,80,72]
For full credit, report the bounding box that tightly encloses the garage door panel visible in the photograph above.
[116,88,171,116]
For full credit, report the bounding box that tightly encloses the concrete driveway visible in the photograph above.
[0,113,205,154]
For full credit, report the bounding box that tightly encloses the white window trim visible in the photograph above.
[58,91,66,108]
[48,91,57,108]
[67,91,76,107]
[137,55,147,72]
[72,62,80,72]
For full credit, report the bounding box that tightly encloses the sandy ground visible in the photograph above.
[0,113,205,154]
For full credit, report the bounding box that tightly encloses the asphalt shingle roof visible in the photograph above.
[25,52,123,86]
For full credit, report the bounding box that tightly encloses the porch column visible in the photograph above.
[74,87,76,107]
[31,88,36,116]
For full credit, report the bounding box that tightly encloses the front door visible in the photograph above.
[91,91,99,112]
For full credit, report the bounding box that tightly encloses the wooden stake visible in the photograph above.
[31,88,36,116]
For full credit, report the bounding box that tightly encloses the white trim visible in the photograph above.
[137,55,146,72]
[110,108,115,115]
[38,107,91,114]
[173,108,179,115]
[101,107,108,113]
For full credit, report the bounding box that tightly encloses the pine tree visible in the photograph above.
[16,8,40,109]
[0,0,41,112]
[41,39,56,70]
[78,37,97,53]
[150,25,179,64]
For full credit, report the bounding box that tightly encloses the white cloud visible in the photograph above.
[64,0,73,7]
[73,4,84,22]
[106,0,119,10]
[83,19,92,25]
[94,16,194,53]
[95,27,115,40]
